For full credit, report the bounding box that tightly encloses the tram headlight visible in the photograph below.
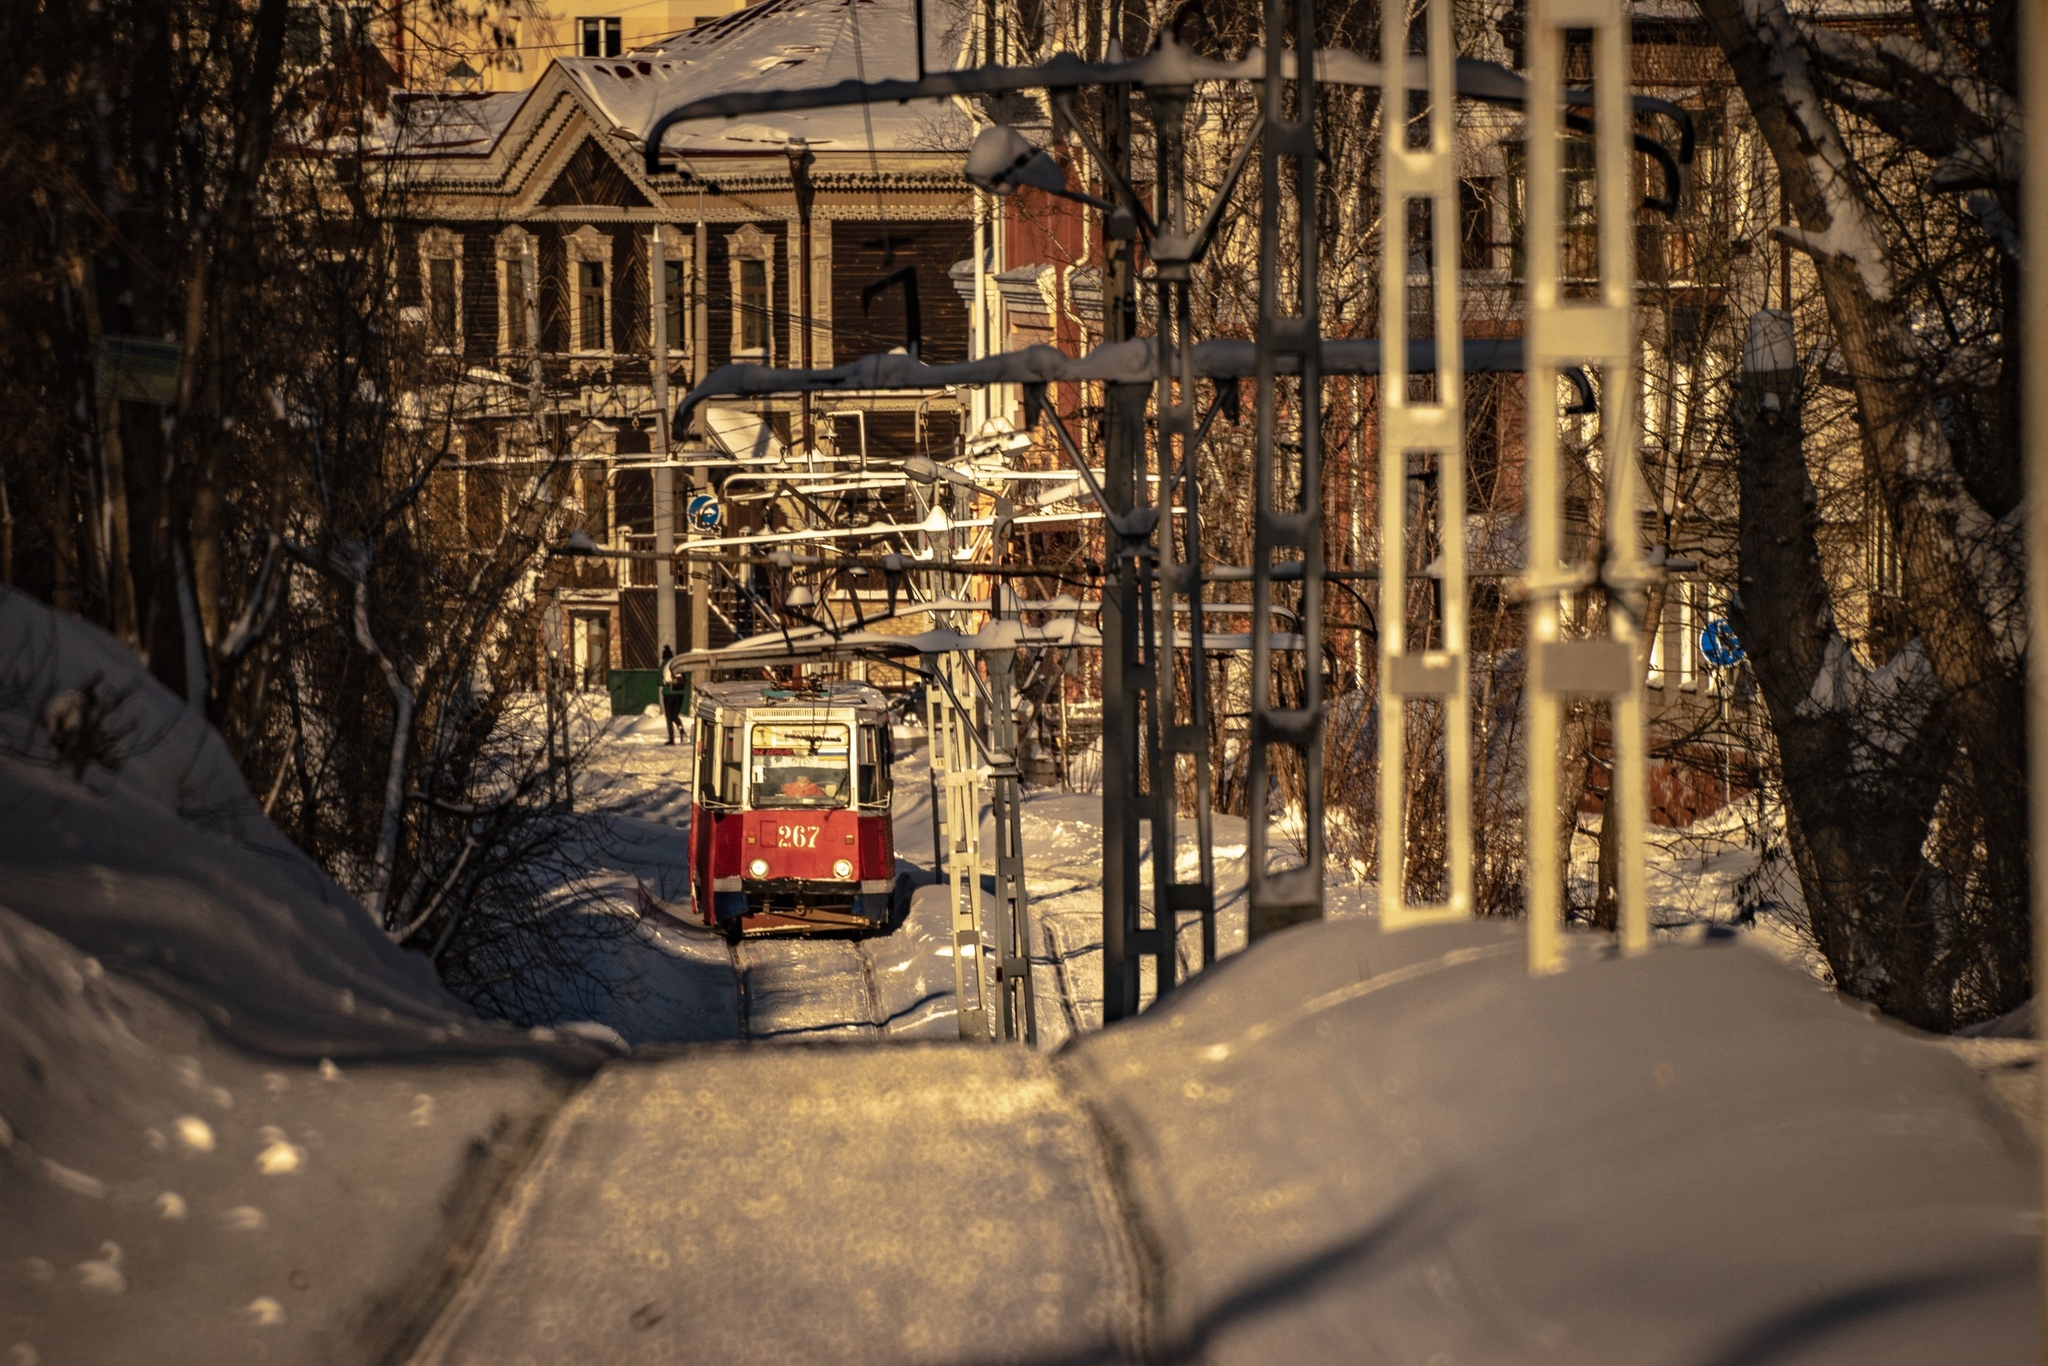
[833,859,854,880]
[748,858,769,878]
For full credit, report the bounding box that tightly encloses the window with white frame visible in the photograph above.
[1648,580,1700,691]
[496,229,532,354]
[287,3,371,66]
[579,16,622,57]
[565,226,611,354]
[420,227,462,349]
[727,224,774,362]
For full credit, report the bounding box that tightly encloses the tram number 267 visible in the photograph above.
[775,824,820,849]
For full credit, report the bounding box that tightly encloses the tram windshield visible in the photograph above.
[748,722,852,808]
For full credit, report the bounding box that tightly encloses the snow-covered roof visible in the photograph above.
[692,678,894,712]
[380,0,974,172]
[554,0,974,157]
[383,90,527,155]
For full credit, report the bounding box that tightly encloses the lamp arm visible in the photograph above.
[1048,90,1157,242]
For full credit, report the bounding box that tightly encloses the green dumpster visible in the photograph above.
[608,669,662,717]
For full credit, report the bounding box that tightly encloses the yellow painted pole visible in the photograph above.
[1379,0,1473,933]
[1524,0,1642,971]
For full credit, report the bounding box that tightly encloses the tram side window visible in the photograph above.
[721,723,745,804]
[696,721,720,803]
[858,724,892,806]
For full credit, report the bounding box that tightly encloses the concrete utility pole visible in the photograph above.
[652,224,677,659]
[786,138,817,457]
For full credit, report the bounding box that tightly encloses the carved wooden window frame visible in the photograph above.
[727,223,774,364]
[420,226,463,351]
[565,225,612,356]
[495,227,532,356]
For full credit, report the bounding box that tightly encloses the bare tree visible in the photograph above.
[0,0,643,1022]
[1699,0,2026,1028]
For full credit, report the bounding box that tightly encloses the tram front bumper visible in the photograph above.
[733,878,894,923]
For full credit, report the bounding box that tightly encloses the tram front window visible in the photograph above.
[749,723,852,808]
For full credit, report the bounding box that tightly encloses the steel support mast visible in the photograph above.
[1523,0,1648,973]
[1378,0,1472,930]
[1246,0,1327,941]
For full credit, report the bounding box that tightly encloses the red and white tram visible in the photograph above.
[686,679,898,937]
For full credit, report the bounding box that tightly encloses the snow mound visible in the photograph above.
[0,594,609,1363]
[1063,918,2037,1363]
[0,589,516,1056]
[0,902,586,1364]
[2,587,290,855]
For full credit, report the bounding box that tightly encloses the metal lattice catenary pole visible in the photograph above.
[1524,0,1647,972]
[926,647,993,1039]
[1246,0,1326,942]
[1378,0,1472,932]
[1097,0,1159,1020]
[1148,72,1220,980]
[986,583,1037,1043]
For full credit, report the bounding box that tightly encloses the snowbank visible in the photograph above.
[0,588,481,1054]
[0,593,608,1362]
[0,902,585,1363]
[1061,917,2036,1363]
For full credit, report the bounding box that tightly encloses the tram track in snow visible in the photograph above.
[727,930,884,1043]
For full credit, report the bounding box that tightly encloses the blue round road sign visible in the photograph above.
[1699,618,1745,668]
[687,494,723,533]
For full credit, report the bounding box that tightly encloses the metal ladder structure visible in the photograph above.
[984,585,1037,1044]
[922,646,1001,1040]
[1244,0,1327,945]
[1520,0,1650,971]
[1378,0,1472,931]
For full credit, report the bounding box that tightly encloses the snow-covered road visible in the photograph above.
[5,590,2034,1365]
[560,707,1394,1049]
[556,706,1795,1051]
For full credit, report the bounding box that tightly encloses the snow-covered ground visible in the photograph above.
[5,591,2035,1363]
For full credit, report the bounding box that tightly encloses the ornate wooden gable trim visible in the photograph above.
[539,136,653,210]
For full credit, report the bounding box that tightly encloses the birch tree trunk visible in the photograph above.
[1730,315,1958,1021]
[1700,0,2029,1022]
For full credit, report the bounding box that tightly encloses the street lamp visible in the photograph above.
[552,528,670,560]
[903,456,1015,556]
[963,125,1122,219]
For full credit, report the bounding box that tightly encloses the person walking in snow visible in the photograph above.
[660,645,687,745]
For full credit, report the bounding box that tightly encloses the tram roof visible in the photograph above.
[692,679,892,717]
